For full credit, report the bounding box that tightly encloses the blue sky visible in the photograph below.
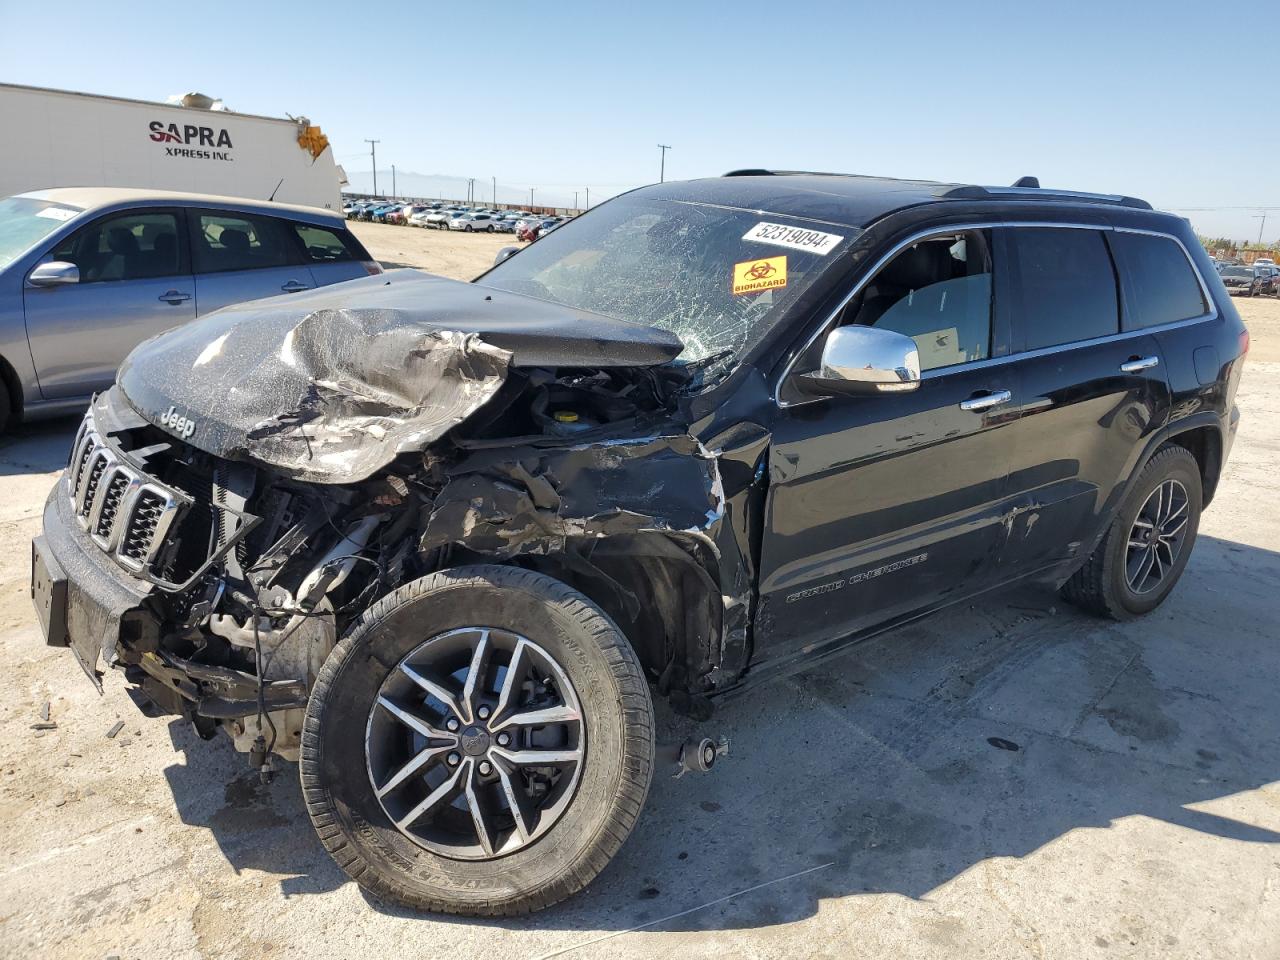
[3,0,1276,240]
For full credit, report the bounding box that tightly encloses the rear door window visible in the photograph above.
[1007,228,1119,350]
[1108,231,1208,329]
[291,223,359,262]
[52,211,185,282]
[189,211,295,273]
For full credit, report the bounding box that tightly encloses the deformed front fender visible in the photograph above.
[419,426,769,693]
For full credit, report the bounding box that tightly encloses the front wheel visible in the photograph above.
[301,565,655,915]
[486,224,495,233]
[1061,444,1202,620]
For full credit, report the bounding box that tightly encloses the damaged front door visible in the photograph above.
[754,228,1018,665]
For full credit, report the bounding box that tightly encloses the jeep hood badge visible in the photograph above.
[117,270,684,484]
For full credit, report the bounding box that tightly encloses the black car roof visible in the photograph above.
[631,171,1153,230]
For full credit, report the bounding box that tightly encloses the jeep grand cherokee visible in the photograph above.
[31,171,1247,915]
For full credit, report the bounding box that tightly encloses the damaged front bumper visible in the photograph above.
[31,480,307,727]
[33,481,151,688]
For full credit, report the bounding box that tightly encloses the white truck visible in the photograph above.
[0,83,346,210]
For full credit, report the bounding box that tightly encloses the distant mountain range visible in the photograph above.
[341,169,622,211]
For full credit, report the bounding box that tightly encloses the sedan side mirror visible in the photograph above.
[28,261,80,287]
[494,246,519,265]
[799,326,921,396]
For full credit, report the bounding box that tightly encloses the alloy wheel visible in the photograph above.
[1125,479,1190,595]
[365,627,585,860]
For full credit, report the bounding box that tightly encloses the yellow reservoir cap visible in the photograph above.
[553,411,579,423]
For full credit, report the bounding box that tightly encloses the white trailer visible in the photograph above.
[0,83,346,210]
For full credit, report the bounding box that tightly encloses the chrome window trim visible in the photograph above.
[774,220,1218,409]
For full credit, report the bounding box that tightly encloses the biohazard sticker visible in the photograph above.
[732,255,788,295]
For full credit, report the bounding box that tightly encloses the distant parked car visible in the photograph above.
[425,211,464,229]
[1219,264,1276,297]
[450,213,498,232]
[383,204,418,225]
[0,187,381,430]
[356,201,388,221]
[493,216,517,233]
[371,203,406,223]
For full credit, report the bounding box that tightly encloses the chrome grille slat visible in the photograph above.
[90,467,136,548]
[71,433,99,507]
[77,451,109,518]
[117,485,179,570]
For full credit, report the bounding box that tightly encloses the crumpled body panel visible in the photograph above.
[116,271,685,485]
[119,306,511,483]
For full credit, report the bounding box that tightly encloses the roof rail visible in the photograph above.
[941,184,1152,210]
[722,168,856,178]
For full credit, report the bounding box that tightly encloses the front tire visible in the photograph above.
[1061,444,1202,620]
[301,565,655,915]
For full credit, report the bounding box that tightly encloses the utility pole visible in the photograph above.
[585,186,589,209]
[1255,212,1268,245]
[493,176,497,207]
[657,143,671,182]
[364,139,380,196]
[530,187,535,209]
[391,164,396,200]
[574,191,579,210]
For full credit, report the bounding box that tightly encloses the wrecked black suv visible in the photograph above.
[32,171,1247,914]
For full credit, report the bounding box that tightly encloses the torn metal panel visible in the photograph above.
[117,271,684,485]
[421,434,724,559]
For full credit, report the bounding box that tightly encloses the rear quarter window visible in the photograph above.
[1108,231,1209,329]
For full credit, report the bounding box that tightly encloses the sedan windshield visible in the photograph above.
[0,196,84,269]
[1221,267,1251,278]
[477,196,856,375]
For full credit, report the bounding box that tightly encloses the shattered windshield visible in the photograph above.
[476,197,857,376]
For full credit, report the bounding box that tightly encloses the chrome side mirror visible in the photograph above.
[494,246,519,265]
[28,261,80,287]
[801,326,921,396]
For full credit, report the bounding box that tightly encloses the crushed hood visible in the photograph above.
[117,271,684,484]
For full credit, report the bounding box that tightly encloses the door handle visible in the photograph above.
[158,290,191,304]
[959,389,1012,412]
[1120,356,1160,373]
[280,280,311,293]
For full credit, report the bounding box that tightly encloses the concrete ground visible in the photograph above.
[1,234,1278,959]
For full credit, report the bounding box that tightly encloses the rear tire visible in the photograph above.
[1061,444,1202,620]
[301,565,655,915]
[0,384,10,433]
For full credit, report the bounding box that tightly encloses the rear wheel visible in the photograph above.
[0,384,10,433]
[301,565,654,915]
[1061,444,1202,620]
